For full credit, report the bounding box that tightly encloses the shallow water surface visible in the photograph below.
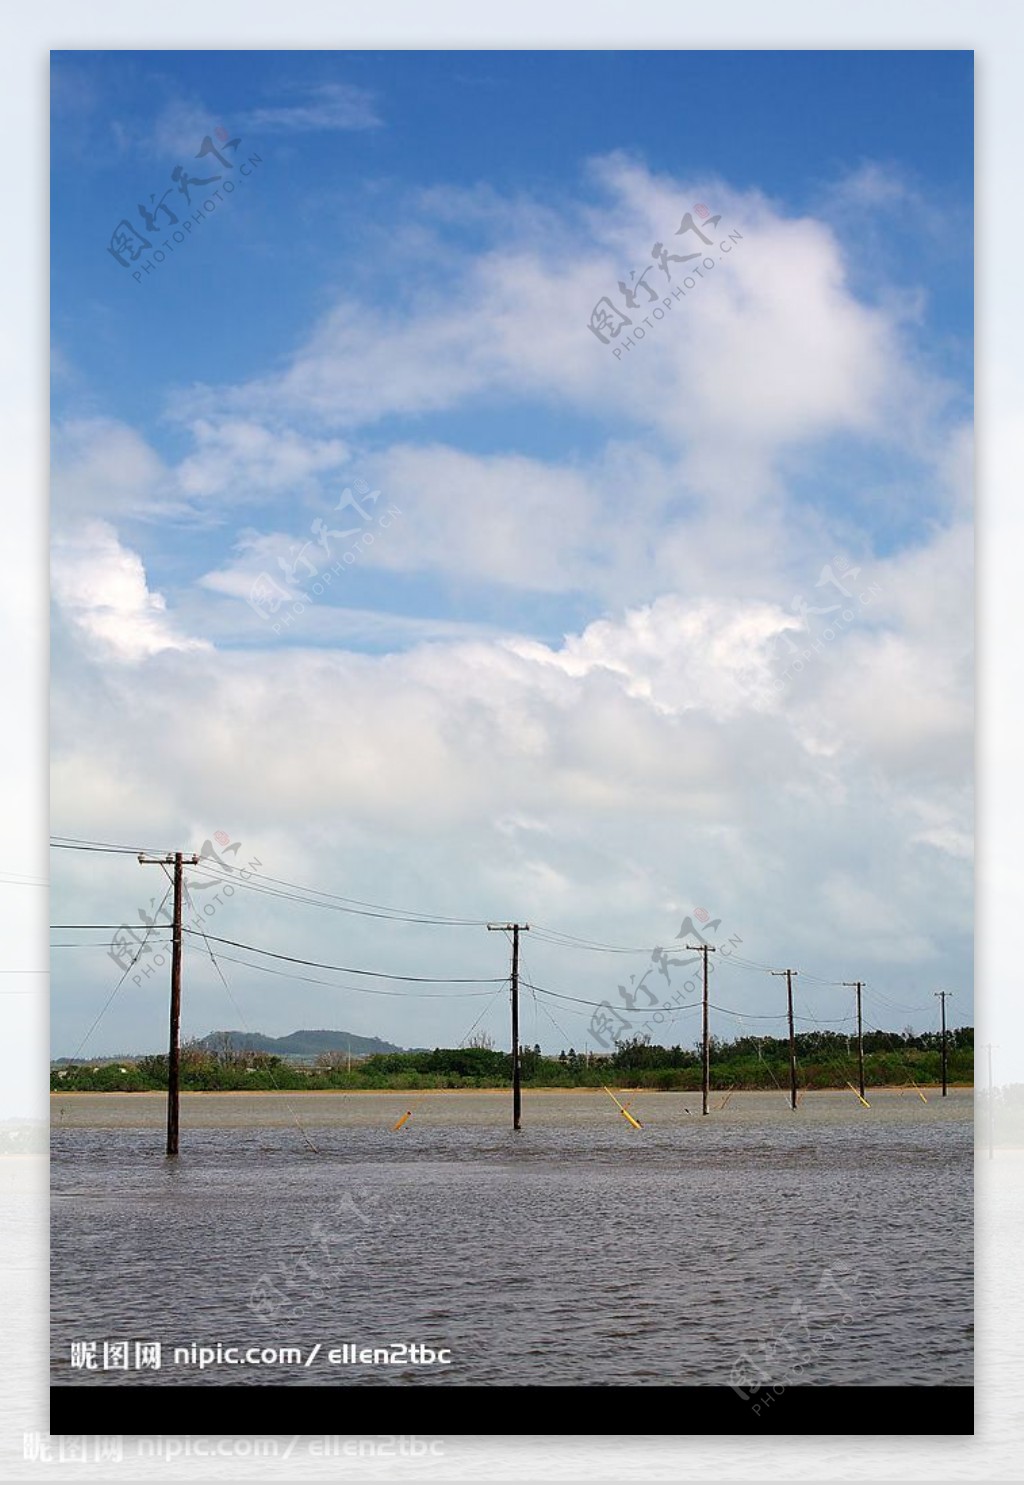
[51,1090,973,1388]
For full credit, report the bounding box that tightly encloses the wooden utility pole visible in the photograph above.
[687,943,717,1115]
[139,851,200,1155]
[842,981,865,1100]
[487,923,530,1129]
[935,990,952,1097]
[771,970,800,1110]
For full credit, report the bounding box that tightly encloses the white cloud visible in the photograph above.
[141,97,220,160]
[55,160,966,620]
[50,518,970,867]
[507,595,796,719]
[239,82,381,133]
[154,156,957,586]
[367,444,600,592]
[48,157,972,1051]
[52,416,354,527]
[51,521,210,662]
[52,419,172,521]
[119,81,380,162]
[49,538,971,1049]
[176,419,351,505]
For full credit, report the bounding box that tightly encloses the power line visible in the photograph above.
[193,947,497,999]
[721,950,846,987]
[50,838,967,1032]
[862,985,932,1015]
[51,836,175,856]
[187,860,493,928]
[529,926,651,954]
[52,835,492,928]
[524,976,853,1023]
[180,876,319,1153]
[456,982,512,1045]
[181,929,504,985]
[65,881,174,1064]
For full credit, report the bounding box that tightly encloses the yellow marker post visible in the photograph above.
[846,1081,871,1109]
[909,1080,928,1104]
[392,1110,413,1131]
[603,1086,643,1129]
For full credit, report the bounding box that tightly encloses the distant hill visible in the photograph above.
[198,1028,403,1059]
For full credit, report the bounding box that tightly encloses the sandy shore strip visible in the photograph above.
[50,1087,973,1129]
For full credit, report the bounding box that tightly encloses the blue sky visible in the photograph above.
[50,49,973,1059]
[52,49,972,429]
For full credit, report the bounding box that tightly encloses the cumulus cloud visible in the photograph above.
[48,156,972,1052]
[49,545,971,1049]
[51,521,210,662]
[51,526,970,855]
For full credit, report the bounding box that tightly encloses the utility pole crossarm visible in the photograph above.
[137,854,201,866]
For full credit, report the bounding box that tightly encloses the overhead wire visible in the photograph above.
[186,860,492,928]
[51,836,492,928]
[180,930,503,985]
[51,836,174,856]
[50,837,964,1042]
[179,873,319,1152]
[63,881,174,1062]
[190,948,496,999]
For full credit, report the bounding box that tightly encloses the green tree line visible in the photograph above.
[51,1028,973,1093]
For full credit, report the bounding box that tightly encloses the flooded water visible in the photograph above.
[50,1090,973,1389]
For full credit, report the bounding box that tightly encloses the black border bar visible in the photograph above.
[51,1385,973,1436]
